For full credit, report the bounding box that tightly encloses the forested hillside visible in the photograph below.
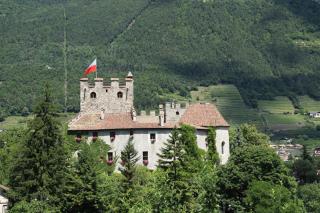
[0,0,320,115]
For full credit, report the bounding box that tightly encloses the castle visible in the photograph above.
[68,72,230,169]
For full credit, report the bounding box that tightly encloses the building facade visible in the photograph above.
[0,185,8,213]
[68,72,230,169]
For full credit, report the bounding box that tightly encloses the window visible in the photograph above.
[75,133,82,142]
[83,88,86,100]
[110,131,116,141]
[129,130,134,138]
[221,141,225,154]
[176,111,180,115]
[117,91,123,98]
[107,152,113,165]
[150,133,156,143]
[90,92,96,99]
[92,131,98,141]
[106,89,108,93]
[143,151,148,165]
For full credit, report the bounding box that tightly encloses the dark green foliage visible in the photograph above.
[64,140,109,213]
[217,145,296,212]
[298,183,320,212]
[1,0,320,113]
[8,85,68,208]
[206,127,219,165]
[245,181,305,213]
[119,139,140,188]
[9,200,59,213]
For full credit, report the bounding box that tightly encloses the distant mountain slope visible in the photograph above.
[0,0,319,114]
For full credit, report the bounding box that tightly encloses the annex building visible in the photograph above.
[68,72,230,169]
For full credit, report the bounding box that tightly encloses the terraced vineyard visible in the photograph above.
[258,97,295,114]
[299,96,320,112]
[191,85,263,128]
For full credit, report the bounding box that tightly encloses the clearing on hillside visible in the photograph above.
[258,97,295,114]
[191,85,263,128]
[298,96,320,112]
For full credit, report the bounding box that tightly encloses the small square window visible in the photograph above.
[92,132,98,141]
[110,132,116,141]
[75,133,82,142]
[150,133,156,143]
[108,152,113,161]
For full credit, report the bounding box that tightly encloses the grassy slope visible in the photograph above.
[299,96,320,112]
[0,0,320,115]
[258,97,295,114]
[191,85,263,127]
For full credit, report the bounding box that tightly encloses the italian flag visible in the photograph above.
[83,59,97,76]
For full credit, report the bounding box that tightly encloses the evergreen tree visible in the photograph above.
[65,140,108,213]
[8,85,67,208]
[206,127,220,166]
[157,127,198,211]
[120,139,140,188]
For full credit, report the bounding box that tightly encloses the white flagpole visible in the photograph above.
[95,58,98,78]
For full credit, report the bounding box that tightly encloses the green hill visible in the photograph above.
[0,0,320,115]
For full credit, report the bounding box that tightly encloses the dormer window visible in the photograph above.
[90,92,96,99]
[117,92,123,98]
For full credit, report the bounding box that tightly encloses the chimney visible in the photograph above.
[159,104,165,126]
[100,108,105,120]
[131,107,137,121]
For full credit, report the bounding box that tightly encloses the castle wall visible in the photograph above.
[86,127,229,170]
[80,77,133,114]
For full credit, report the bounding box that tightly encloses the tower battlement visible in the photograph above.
[80,72,134,114]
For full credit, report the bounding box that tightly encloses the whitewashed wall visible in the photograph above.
[0,193,8,213]
[87,127,229,170]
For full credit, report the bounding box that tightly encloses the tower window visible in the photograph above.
[106,89,108,93]
[221,141,225,154]
[83,88,86,100]
[117,91,123,98]
[90,92,96,99]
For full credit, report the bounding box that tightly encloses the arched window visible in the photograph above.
[117,91,123,98]
[90,92,96,99]
[221,141,225,154]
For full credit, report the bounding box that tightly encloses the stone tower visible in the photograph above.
[80,72,134,114]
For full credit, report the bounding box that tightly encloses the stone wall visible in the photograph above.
[80,77,134,114]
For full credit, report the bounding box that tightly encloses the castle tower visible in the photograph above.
[80,72,134,114]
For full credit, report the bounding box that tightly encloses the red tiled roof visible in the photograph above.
[180,103,229,127]
[68,103,229,131]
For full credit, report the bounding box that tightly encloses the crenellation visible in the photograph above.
[79,72,134,114]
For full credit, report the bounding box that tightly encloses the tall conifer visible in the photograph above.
[9,85,67,207]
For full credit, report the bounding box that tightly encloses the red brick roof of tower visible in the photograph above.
[179,103,229,127]
[68,103,229,131]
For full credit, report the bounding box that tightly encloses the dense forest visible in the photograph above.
[0,0,320,115]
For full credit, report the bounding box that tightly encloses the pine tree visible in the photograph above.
[206,127,220,166]
[65,141,108,213]
[8,85,67,208]
[157,127,198,211]
[120,139,140,188]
